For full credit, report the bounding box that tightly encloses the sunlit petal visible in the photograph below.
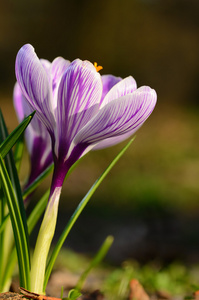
[93,131,134,150]
[101,76,137,108]
[54,59,102,158]
[51,57,70,109]
[15,44,55,133]
[75,86,157,146]
[101,74,122,103]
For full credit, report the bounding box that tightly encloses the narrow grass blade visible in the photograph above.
[0,110,30,253]
[0,110,34,159]
[14,135,24,172]
[0,186,46,292]
[44,138,135,290]
[1,248,17,292]
[0,190,46,292]
[27,189,49,234]
[0,212,9,234]
[0,155,30,289]
[23,164,54,199]
[76,235,114,291]
[64,156,85,181]
[0,188,6,291]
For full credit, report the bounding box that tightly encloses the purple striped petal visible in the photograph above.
[27,135,53,186]
[13,83,38,153]
[100,76,137,108]
[13,82,29,121]
[13,83,53,185]
[15,44,55,134]
[40,59,51,72]
[51,57,70,102]
[51,57,70,86]
[14,83,45,135]
[94,76,138,150]
[92,131,134,150]
[101,75,122,103]
[74,86,157,147]
[54,59,102,158]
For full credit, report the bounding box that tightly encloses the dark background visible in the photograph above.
[1,0,199,265]
[1,0,199,104]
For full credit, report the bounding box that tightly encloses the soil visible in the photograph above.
[2,278,197,300]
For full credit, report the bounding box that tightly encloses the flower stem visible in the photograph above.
[30,186,61,294]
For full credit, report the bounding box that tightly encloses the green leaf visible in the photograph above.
[1,248,17,292]
[0,187,6,290]
[0,212,9,234]
[14,135,24,172]
[27,189,49,234]
[44,138,135,290]
[23,164,54,199]
[0,110,34,159]
[60,286,64,299]
[76,235,114,291]
[0,109,30,257]
[66,289,82,300]
[0,154,30,289]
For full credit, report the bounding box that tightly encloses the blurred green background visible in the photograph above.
[1,0,199,265]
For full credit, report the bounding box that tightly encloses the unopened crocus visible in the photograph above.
[15,44,157,293]
[13,83,53,188]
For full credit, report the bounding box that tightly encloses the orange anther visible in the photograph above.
[94,62,103,72]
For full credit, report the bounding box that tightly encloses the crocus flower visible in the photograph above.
[15,44,157,195]
[15,44,157,293]
[13,83,53,188]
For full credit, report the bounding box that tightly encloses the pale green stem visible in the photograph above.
[30,186,61,294]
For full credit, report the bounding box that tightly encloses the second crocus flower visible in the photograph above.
[13,83,53,189]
